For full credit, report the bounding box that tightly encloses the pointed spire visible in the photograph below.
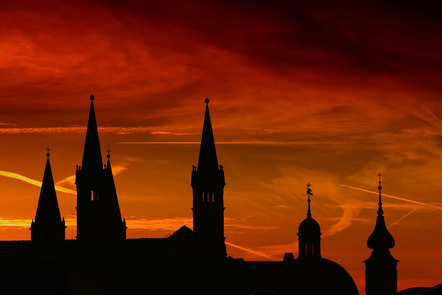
[367,173,395,249]
[103,147,124,233]
[81,94,103,173]
[197,98,219,173]
[34,151,63,227]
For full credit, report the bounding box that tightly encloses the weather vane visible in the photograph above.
[306,182,313,200]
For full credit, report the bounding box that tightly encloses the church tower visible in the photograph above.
[31,150,65,242]
[191,98,226,258]
[297,183,321,258]
[75,95,126,241]
[364,173,398,295]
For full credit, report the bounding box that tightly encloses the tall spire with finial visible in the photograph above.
[75,95,126,241]
[191,98,226,259]
[31,149,65,242]
[197,98,219,173]
[81,95,103,175]
[365,173,398,295]
[297,183,321,258]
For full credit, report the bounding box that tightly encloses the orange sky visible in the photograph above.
[0,1,441,293]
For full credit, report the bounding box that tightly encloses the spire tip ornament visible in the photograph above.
[306,183,313,218]
[106,148,111,159]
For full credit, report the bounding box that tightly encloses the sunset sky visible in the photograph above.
[0,0,441,293]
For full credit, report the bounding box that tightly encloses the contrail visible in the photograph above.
[0,170,76,195]
[340,184,442,210]
[225,241,275,260]
[387,207,419,229]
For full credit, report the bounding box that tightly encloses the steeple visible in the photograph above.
[31,149,65,242]
[75,95,126,241]
[191,98,226,259]
[81,95,103,175]
[367,173,395,250]
[197,98,219,173]
[364,173,398,295]
[297,183,321,258]
[103,151,126,235]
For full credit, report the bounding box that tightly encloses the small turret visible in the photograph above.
[297,183,321,258]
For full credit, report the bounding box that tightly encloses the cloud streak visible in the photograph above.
[0,170,76,195]
[0,126,160,135]
[55,165,127,188]
[387,207,420,229]
[225,241,275,260]
[340,184,442,210]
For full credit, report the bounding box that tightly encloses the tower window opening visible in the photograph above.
[91,190,98,201]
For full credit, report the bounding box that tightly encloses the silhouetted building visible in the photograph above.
[191,98,226,258]
[397,284,442,295]
[75,95,126,241]
[243,184,358,295]
[2,96,438,295]
[30,151,65,242]
[364,174,398,295]
[297,183,321,258]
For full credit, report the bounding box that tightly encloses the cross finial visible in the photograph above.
[106,148,111,159]
[45,147,51,158]
[377,172,384,215]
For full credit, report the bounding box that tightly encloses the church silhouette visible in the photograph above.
[0,96,440,295]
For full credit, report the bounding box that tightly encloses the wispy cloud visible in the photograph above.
[125,217,193,231]
[0,217,32,228]
[324,203,361,237]
[0,170,76,195]
[226,241,276,260]
[151,131,194,136]
[117,140,342,145]
[387,207,420,229]
[0,126,158,135]
[55,165,127,188]
[340,184,442,209]
[0,217,76,229]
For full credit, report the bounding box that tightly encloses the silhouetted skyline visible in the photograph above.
[1,1,442,293]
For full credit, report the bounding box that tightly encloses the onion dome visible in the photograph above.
[367,175,395,249]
